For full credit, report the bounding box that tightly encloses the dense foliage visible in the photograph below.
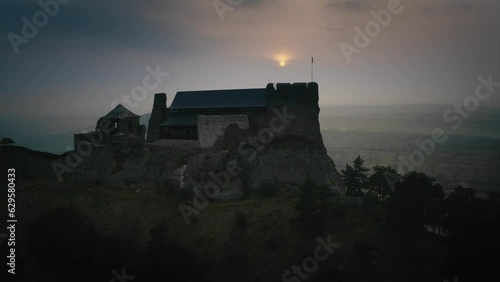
[336,155,500,281]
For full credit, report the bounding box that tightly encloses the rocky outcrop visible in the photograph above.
[178,146,343,202]
[61,130,343,202]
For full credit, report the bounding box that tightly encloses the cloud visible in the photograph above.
[455,2,477,10]
[1,0,500,124]
[416,1,478,16]
[326,0,370,11]
[0,0,213,56]
[237,0,267,8]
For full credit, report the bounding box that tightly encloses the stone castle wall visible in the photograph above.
[117,118,140,135]
[147,93,167,142]
[153,139,199,148]
[265,82,324,147]
[198,115,250,148]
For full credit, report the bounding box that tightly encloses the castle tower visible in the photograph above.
[147,93,167,142]
[265,82,323,146]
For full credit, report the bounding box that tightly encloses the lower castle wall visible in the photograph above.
[153,139,200,148]
[112,134,144,144]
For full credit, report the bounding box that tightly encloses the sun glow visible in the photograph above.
[274,53,290,68]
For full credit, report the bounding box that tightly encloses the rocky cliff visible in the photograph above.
[62,129,343,202]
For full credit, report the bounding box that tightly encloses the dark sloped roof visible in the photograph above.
[101,104,140,120]
[160,115,198,127]
[169,88,267,109]
[0,138,14,144]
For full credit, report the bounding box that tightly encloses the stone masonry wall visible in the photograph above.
[147,93,167,142]
[153,139,200,148]
[198,115,250,148]
[265,82,324,147]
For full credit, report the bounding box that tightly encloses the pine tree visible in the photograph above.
[368,165,400,202]
[341,155,369,196]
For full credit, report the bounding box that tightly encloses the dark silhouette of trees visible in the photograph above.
[385,172,445,232]
[367,165,399,202]
[443,186,478,233]
[296,178,334,217]
[341,155,369,196]
[374,171,500,281]
[295,178,335,234]
[442,186,500,281]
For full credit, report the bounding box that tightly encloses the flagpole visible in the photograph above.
[311,56,314,82]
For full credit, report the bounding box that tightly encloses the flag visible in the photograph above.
[312,56,314,64]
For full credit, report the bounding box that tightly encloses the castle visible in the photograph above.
[69,82,342,198]
[147,82,323,148]
[73,82,324,149]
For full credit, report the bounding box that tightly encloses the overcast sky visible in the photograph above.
[1,0,499,136]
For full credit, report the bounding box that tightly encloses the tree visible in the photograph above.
[341,164,358,196]
[386,172,445,232]
[367,165,400,202]
[443,187,500,281]
[295,178,334,218]
[341,155,369,196]
[443,185,478,233]
[295,178,335,234]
